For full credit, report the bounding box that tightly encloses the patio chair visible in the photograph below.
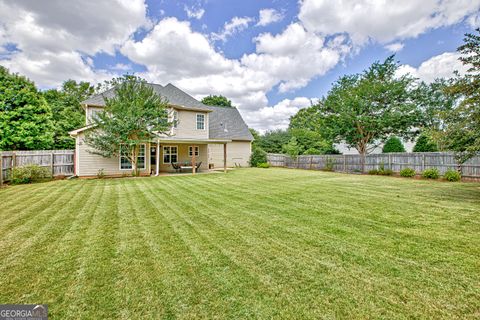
[171,162,181,172]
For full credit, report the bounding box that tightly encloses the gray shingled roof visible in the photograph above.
[81,83,253,141]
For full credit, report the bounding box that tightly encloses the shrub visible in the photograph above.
[378,169,393,176]
[250,146,267,167]
[256,162,270,168]
[444,169,461,182]
[422,168,440,179]
[413,134,438,152]
[11,165,52,184]
[303,147,321,155]
[97,168,105,179]
[382,136,406,153]
[368,169,379,175]
[400,168,416,178]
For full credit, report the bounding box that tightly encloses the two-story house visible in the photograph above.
[69,83,253,177]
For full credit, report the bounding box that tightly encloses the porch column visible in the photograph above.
[223,143,227,173]
[192,145,196,175]
[155,141,160,176]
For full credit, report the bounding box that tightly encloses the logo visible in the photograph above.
[0,304,48,320]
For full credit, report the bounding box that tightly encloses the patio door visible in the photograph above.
[150,145,157,169]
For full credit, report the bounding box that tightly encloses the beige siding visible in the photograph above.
[85,106,104,125]
[76,132,151,176]
[172,110,209,139]
[208,141,251,168]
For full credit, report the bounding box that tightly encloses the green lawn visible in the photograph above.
[0,168,479,319]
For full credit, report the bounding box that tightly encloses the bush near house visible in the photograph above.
[422,168,440,179]
[444,169,461,182]
[11,165,52,184]
[250,146,267,167]
[400,168,416,177]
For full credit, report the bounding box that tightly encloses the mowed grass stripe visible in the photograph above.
[136,178,276,318]
[0,168,478,319]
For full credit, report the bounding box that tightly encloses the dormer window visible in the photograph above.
[196,114,205,130]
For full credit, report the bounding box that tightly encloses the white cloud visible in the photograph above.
[0,0,148,87]
[243,97,315,132]
[211,16,253,42]
[257,8,284,27]
[385,42,404,52]
[298,0,480,45]
[110,63,131,71]
[396,52,468,83]
[184,5,205,20]
[121,17,346,131]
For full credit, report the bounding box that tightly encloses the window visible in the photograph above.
[196,114,205,130]
[173,110,178,128]
[163,146,178,164]
[189,146,199,157]
[120,144,146,170]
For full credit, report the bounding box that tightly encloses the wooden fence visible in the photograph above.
[267,152,480,178]
[0,150,75,184]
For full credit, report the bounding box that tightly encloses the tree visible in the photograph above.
[289,128,338,155]
[257,129,291,153]
[0,66,54,150]
[289,102,323,132]
[319,56,420,170]
[201,95,234,107]
[43,80,95,149]
[84,76,172,175]
[413,134,438,152]
[282,137,302,159]
[382,136,405,153]
[249,146,267,167]
[440,28,480,160]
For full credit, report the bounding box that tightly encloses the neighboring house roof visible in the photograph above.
[79,82,254,141]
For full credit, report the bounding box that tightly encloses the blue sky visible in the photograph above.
[0,0,478,131]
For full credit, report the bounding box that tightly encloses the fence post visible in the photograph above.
[51,152,55,176]
[12,152,16,173]
[388,154,392,170]
[309,156,313,170]
[422,154,425,172]
[0,154,3,186]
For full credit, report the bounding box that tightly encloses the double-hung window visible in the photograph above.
[188,146,199,157]
[196,114,205,130]
[173,110,178,128]
[120,144,146,170]
[163,146,178,163]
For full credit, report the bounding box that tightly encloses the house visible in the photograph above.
[69,83,253,177]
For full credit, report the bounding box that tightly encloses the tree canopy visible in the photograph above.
[382,136,405,153]
[201,95,234,108]
[413,134,438,152]
[440,28,480,160]
[84,76,171,175]
[43,80,95,149]
[318,56,420,164]
[0,66,54,150]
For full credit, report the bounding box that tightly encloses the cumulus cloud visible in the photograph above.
[385,42,404,52]
[0,0,148,87]
[184,5,205,20]
[243,97,316,132]
[396,52,468,83]
[298,0,480,45]
[211,16,253,42]
[257,8,284,27]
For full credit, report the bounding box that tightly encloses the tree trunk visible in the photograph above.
[357,141,367,173]
[131,145,139,176]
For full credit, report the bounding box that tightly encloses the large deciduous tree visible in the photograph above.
[0,66,54,150]
[319,56,420,170]
[441,28,480,160]
[84,76,172,175]
[201,95,234,107]
[43,80,95,149]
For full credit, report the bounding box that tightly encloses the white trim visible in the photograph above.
[162,145,178,164]
[196,113,205,130]
[119,143,146,171]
